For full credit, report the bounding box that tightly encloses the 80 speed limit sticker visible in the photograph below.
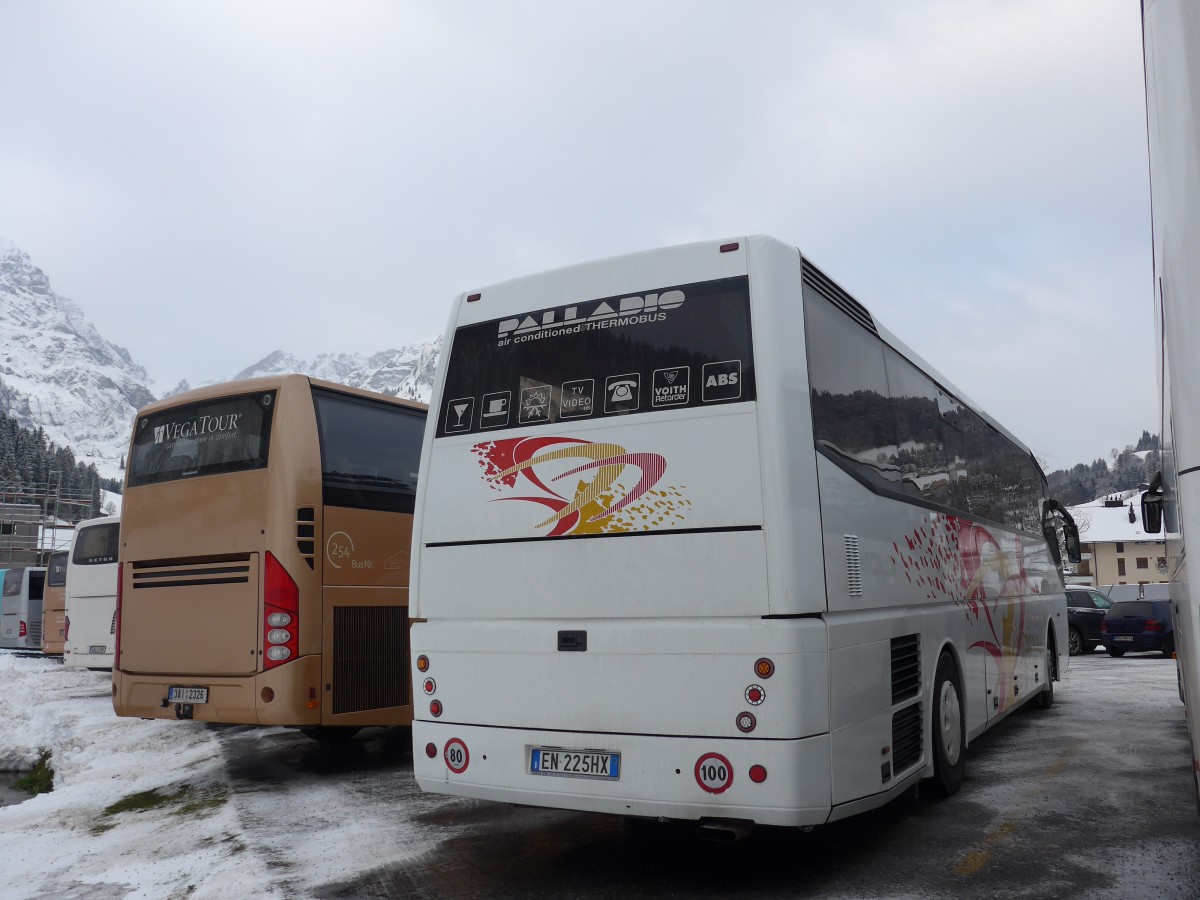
[694,752,734,794]
[444,738,469,774]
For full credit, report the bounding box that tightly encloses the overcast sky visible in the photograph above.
[0,0,1152,472]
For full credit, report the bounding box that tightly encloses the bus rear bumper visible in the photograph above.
[412,721,834,828]
[113,655,323,726]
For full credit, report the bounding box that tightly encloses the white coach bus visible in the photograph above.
[410,236,1079,834]
[63,515,120,670]
[1139,0,1200,813]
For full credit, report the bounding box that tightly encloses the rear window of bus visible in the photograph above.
[73,523,120,566]
[435,276,756,438]
[128,391,276,487]
[3,568,21,596]
[48,551,68,585]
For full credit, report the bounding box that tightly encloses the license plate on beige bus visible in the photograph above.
[167,686,208,703]
[529,747,620,780]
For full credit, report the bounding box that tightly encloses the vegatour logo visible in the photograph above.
[152,413,242,444]
[471,435,691,536]
[495,290,685,346]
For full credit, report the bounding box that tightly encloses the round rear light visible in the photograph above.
[266,646,292,661]
[425,743,438,758]
[736,712,757,733]
[745,684,766,705]
[267,629,292,645]
[754,658,775,679]
[417,655,430,672]
[430,699,443,717]
[749,765,767,784]
[423,678,437,695]
[267,612,292,627]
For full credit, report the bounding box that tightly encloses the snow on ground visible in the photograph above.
[0,652,282,899]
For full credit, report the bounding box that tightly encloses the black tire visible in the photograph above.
[1034,634,1055,709]
[1107,647,1126,658]
[300,726,362,743]
[1163,635,1176,659]
[1068,627,1083,656]
[928,651,965,797]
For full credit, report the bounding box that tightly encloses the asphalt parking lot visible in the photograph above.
[211,651,1200,899]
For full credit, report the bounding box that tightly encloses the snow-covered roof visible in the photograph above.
[1069,489,1162,544]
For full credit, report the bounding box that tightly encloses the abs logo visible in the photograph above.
[702,360,742,403]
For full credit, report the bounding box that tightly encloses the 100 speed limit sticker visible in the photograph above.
[694,752,734,794]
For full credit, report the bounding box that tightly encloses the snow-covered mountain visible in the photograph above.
[229,341,441,404]
[1,237,442,480]
[0,237,156,477]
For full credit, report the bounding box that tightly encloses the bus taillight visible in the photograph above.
[264,552,299,669]
[18,621,27,638]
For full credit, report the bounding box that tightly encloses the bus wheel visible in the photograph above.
[300,726,362,743]
[929,651,965,797]
[1033,635,1055,709]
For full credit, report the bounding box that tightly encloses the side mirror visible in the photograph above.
[1063,520,1082,564]
[1142,490,1164,534]
[1141,470,1164,534]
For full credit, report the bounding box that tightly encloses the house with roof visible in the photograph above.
[1066,489,1167,587]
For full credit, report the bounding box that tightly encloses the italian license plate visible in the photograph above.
[167,686,209,703]
[530,747,620,780]
[1112,635,1134,642]
[88,645,107,654]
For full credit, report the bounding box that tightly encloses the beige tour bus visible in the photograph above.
[112,375,427,738]
[40,549,69,655]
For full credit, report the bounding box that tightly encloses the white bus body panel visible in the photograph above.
[1144,0,1200,806]
[63,516,120,670]
[0,568,45,650]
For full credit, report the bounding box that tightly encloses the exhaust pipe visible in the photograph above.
[696,818,754,843]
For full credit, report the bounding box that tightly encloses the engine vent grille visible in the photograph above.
[28,621,42,646]
[131,554,252,589]
[332,606,409,715]
[892,703,923,774]
[110,611,117,635]
[891,634,921,704]
[802,261,878,336]
[844,535,863,596]
[296,507,316,570]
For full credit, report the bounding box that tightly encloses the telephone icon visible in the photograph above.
[605,374,641,413]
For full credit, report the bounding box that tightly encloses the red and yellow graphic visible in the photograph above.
[891,515,1040,714]
[471,436,691,536]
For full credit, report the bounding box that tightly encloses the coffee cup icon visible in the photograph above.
[485,397,507,416]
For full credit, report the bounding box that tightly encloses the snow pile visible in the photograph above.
[0,652,281,899]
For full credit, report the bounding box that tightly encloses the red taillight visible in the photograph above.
[263,552,300,670]
[1100,620,1107,634]
[113,563,122,666]
[1146,619,1165,633]
[19,621,27,638]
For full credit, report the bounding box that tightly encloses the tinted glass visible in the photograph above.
[2,568,20,597]
[805,290,1045,534]
[436,276,755,438]
[128,392,276,487]
[1088,591,1112,609]
[1066,590,1091,608]
[73,522,120,565]
[47,551,68,586]
[805,287,898,491]
[312,389,426,513]
[883,347,953,506]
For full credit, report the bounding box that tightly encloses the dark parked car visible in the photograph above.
[1102,596,1175,658]
[1065,588,1112,655]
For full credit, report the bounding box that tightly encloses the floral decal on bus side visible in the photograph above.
[891,515,1039,715]
[471,436,691,536]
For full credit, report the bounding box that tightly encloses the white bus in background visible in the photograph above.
[1139,0,1200,814]
[63,515,120,670]
[0,566,47,650]
[409,235,1080,836]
